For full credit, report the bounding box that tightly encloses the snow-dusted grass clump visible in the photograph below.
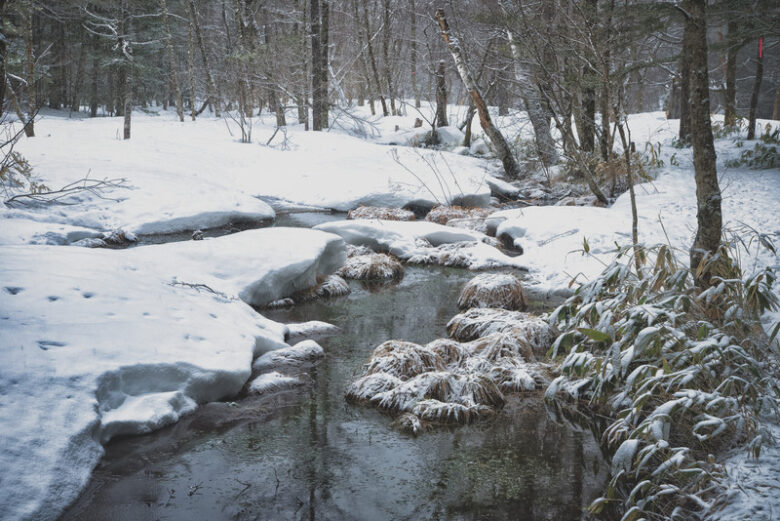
[338,253,404,280]
[346,328,548,431]
[347,206,415,221]
[446,308,555,355]
[457,272,526,311]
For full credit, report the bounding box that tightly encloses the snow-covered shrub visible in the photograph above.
[347,206,416,221]
[363,340,444,379]
[547,241,779,520]
[457,272,526,311]
[338,253,404,280]
[725,128,779,169]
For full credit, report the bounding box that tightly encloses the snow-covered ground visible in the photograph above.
[0,228,343,521]
[0,105,778,521]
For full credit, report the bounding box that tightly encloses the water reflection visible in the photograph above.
[61,267,607,521]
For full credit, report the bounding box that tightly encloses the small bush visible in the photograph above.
[547,239,779,520]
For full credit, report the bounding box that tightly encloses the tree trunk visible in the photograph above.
[49,22,66,109]
[23,4,35,137]
[435,60,448,127]
[0,1,6,119]
[747,39,763,140]
[579,0,597,153]
[362,0,388,117]
[436,9,521,179]
[119,0,132,140]
[159,0,184,121]
[89,40,98,118]
[320,0,329,127]
[382,0,396,116]
[506,30,557,167]
[410,0,420,108]
[678,24,692,145]
[772,81,780,121]
[189,0,220,116]
[686,0,721,286]
[70,26,87,114]
[310,0,323,130]
[723,20,739,127]
[187,17,196,120]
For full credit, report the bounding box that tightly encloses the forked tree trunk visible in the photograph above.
[159,0,184,122]
[362,0,388,117]
[189,0,220,116]
[436,9,521,179]
[686,0,721,286]
[506,30,557,167]
[747,38,763,140]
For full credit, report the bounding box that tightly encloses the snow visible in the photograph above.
[251,340,325,373]
[247,372,304,395]
[3,112,492,244]
[491,113,780,302]
[314,218,528,270]
[0,227,344,521]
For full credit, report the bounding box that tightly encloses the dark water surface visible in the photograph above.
[61,267,608,521]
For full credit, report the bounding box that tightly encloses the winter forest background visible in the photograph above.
[0,1,779,521]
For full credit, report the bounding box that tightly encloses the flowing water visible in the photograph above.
[61,263,609,521]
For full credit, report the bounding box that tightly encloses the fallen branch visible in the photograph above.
[3,174,128,206]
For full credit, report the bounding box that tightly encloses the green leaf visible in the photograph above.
[577,328,611,343]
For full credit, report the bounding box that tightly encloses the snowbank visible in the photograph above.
[0,227,345,521]
[315,219,527,271]
[5,113,492,242]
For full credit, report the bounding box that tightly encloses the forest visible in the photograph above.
[0,1,779,521]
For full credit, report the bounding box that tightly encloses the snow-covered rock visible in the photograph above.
[285,321,341,343]
[252,340,325,373]
[247,372,304,395]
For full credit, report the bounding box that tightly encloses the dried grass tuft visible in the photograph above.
[457,272,526,311]
[425,338,469,366]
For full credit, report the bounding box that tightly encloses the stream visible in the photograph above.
[60,215,609,521]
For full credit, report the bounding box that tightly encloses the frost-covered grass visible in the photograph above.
[546,241,779,520]
[338,253,405,280]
